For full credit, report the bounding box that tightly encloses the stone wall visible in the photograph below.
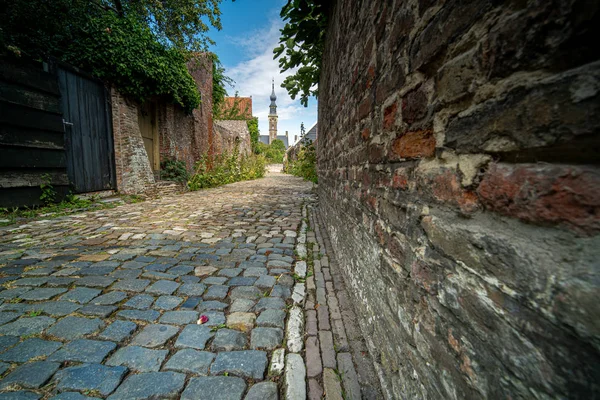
[158,55,213,172]
[213,120,252,156]
[318,0,600,399]
[110,88,155,194]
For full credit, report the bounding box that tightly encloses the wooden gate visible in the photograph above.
[57,66,116,193]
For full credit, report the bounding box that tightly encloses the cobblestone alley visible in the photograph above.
[0,171,381,399]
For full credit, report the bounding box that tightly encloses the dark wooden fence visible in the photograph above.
[0,60,70,207]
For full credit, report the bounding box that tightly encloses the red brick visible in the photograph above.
[391,129,435,159]
[361,127,370,141]
[429,169,479,213]
[478,163,600,234]
[392,169,409,190]
[383,102,397,130]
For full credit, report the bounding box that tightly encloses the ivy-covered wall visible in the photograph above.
[318,0,599,398]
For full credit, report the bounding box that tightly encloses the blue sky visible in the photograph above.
[208,0,317,145]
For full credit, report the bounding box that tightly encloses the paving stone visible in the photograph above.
[181,376,246,400]
[337,352,361,400]
[160,310,198,324]
[91,291,127,305]
[81,305,117,317]
[0,338,61,362]
[34,301,81,316]
[79,266,116,276]
[250,327,284,350]
[99,320,137,342]
[117,309,160,322]
[124,294,154,309]
[0,335,19,352]
[198,300,228,311]
[254,297,285,312]
[308,378,324,400]
[286,306,303,353]
[19,288,67,301]
[203,285,229,300]
[46,277,76,287]
[284,353,306,400]
[228,299,253,313]
[219,268,242,277]
[131,324,178,347]
[202,276,227,285]
[319,330,336,368]
[111,279,150,292]
[0,391,40,399]
[194,266,218,277]
[106,345,167,372]
[200,311,225,326]
[107,372,185,400]
[210,350,267,379]
[0,361,60,389]
[268,348,285,376]
[49,393,100,400]
[110,269,141,279]
[122,261,147,269]
[0,311,20,325]
[322,368,343,400]
[12,277,48,287]
[211,329,247,351]
[0,362,9,375]
[226,312,256,332]
[245,381,278,400]
[54,363,127,396]
[254,275,276,288]
[154,295,183,310]
[270,285,291,299]
[177,283,207,296]
[230,286,262,300]
[256,309,286,329]
[55,283,97,297]
[0,287,33,299]
[145,280,180,295]
[243,267,268,277]
[47,316,104,340]
[76,276,116,288]
[180,297,201,309]
[0,316,55,336]
[48,339,116,363]
[306,336,322,378]
[228,277,257,286]
[277,275,294,287]
[163,349,215,374]
[175,325,214,350]
[167,265,194,276]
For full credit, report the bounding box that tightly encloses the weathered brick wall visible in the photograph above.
[110,88,155,194]
[158,54,213,172]
[213,120,252,156]
[318,1,600,398]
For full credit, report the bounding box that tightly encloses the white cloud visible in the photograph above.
[222,16,317,145]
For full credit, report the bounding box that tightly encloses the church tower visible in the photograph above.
[268,79,278,144]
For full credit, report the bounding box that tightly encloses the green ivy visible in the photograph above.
[0,0,227,113]
[255,139,286,163]
[274,0,329,107]
[247,117,260,153]
[160,159,189,183]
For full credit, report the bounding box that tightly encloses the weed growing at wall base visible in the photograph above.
[288,142,317,184]
[188,145,266,191]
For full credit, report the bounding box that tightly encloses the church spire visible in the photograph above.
[268,79,278,144]
[269,78,277,113]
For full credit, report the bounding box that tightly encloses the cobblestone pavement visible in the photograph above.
[0,171,382,399]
